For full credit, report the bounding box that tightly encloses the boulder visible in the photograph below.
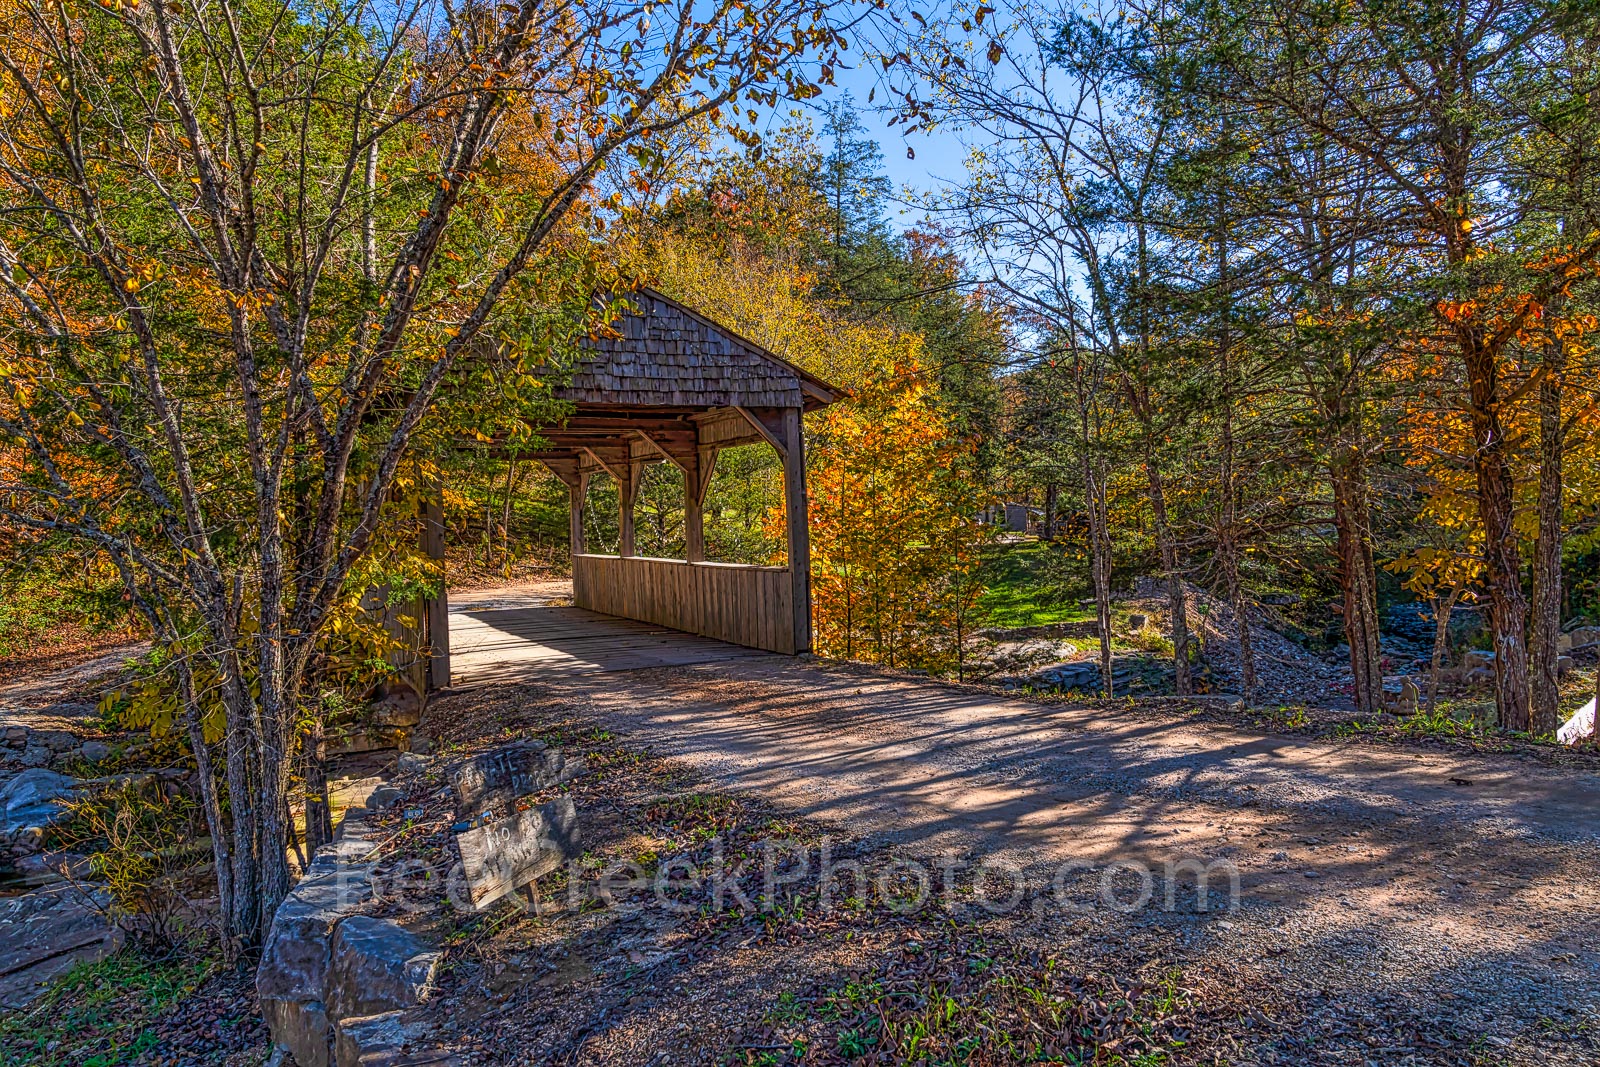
[1,769,79,843]
[17,745,52,769]
[14,849,92,879]
[371,690,423,729]
[1565,625,1600,649]
[258,827,379,1067]
[1557,655,1575,677]
[325,916,440,1022]
[1557,698,1596,746]
[2,726,28,748]
[334,1012,459,1066]
[325,725,410,758]
[37,731,81,754]
[258,816,450,1067]
[1126,614,1148,631]
[365,785,405,812]
[1461,649,1495,670]
[0,886,120,1008]
[78,741,112,764]
[394,753,428,778]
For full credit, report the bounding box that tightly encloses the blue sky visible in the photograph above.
[817,55,970,232]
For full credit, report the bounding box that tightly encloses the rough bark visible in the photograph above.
[1463,334,1532,731]
[1530,329,1566,735]
[1146,459,1192,695]
[1331,447,1384,716]
[1085,459,1114,696]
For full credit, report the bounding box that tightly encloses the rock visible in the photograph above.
[1461,649,1495,670]
[1557,655,1575,677]
[1558,633,1574,654]
[1,769,79,843]
[334,1011,458,1066]
[1564,625,1600,649]
[1126,614,1148,630]
[1557,698,1596,746]
[17,745,52,769]
[394,753,427,778]
[0,887,121,1008]
[406,734,434,756]
[258,824,379,1067]
[325,725,410,757]
[2,726,28,748]
[325,916,440,1022]
[365,786,405,812]
[14,850,92,879]
[36,731,82,754]
[1463,667,1495,688]
[371,690,423,729]
[77,741,112,764]
[259,809,448,1067]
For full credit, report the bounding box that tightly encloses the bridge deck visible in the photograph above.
[447,586,769,689]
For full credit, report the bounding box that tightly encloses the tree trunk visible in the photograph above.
[1331,448,1384,716]
[221,682,260,945]
[1531,333,1565,735]
[1216,379,1254,703]
[177,663,236,960]
[1464,333,1532,731]
[1146,459,1192,695]
[1428,585,1461,712]
[1085,459,1114,696]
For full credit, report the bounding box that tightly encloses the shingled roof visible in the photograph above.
[558,288,839,411]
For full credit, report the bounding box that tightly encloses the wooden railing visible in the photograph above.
[572,554,797,654]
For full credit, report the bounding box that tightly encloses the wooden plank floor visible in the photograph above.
[448,593,769,689]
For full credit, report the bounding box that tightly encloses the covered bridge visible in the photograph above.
[418,289,840,690]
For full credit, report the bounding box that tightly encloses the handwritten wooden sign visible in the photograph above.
[454,797,581,911]
[448,741,582,815]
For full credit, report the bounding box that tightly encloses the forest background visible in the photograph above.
[4,0,1600,951]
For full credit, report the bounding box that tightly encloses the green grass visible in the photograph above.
[0,949,213,1066]
[978,539,1095,629]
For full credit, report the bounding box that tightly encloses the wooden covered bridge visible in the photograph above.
[413,289,839,690]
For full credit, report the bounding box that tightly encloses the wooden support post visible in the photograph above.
[567,471,589,556]
[779,406,811,654]
[683,453,705,563]
[422,495,451,691]
[619,461,640,557]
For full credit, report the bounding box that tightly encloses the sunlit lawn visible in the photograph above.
[978,538,1095,629]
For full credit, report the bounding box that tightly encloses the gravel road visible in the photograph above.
[521,653,1600,1062]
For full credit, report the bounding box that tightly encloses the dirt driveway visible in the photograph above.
[474,647,1600,1062]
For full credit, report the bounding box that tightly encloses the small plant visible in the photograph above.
[1399,704,1484,741]
[58,783,209,952]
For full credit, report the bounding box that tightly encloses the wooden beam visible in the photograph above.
[779,406,811,654]
[633,430,694,471]
[683,451,705,563]
[580,444,633,482]
[695,445,720,507]
[733,405,788,457]
[618,460,640,557]
[567,471,589,556]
